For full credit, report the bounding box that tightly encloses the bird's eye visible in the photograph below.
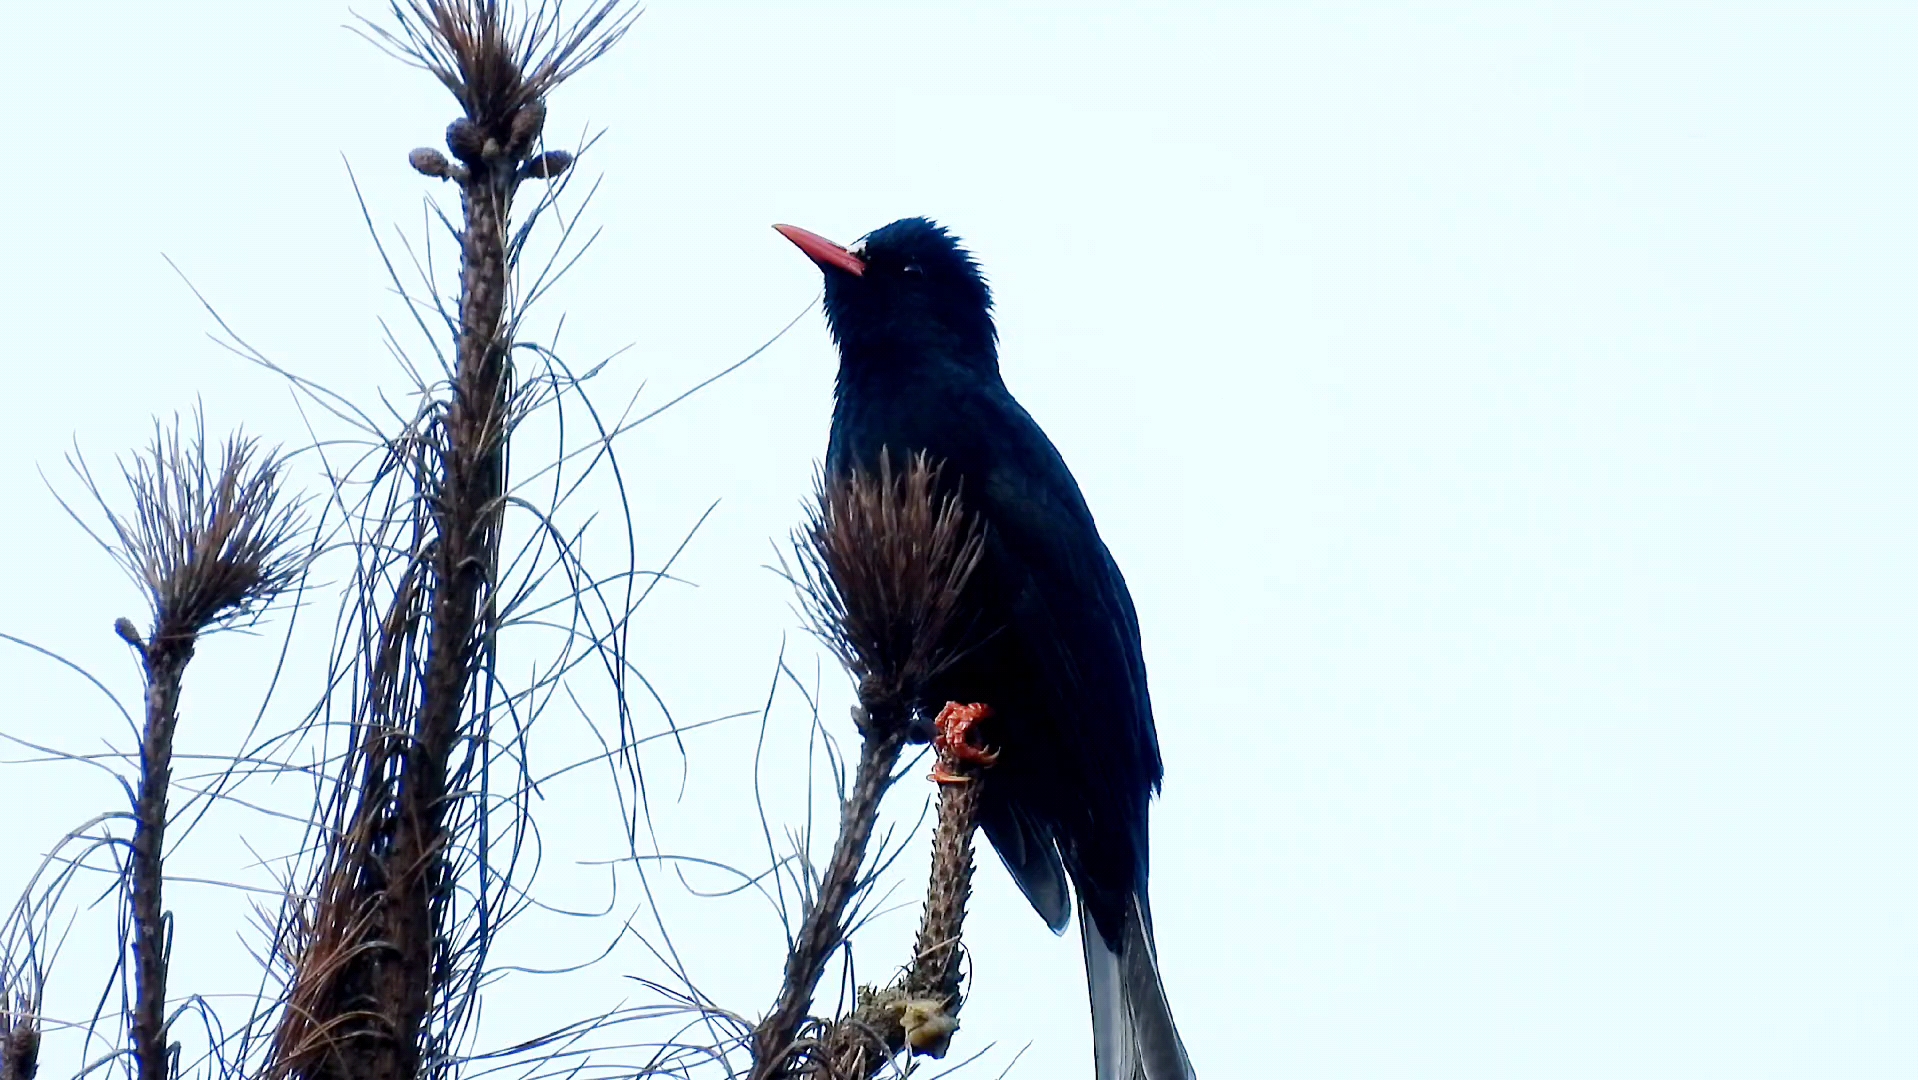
[902,262,925,275]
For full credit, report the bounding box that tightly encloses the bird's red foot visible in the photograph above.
[930,701,997,784]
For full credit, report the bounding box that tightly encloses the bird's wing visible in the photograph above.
[975,413,1162,893]
[978,794,1072,932]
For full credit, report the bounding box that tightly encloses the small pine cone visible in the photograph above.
[445,118,487,165]
[409,147,454,179]
[506,101,547,159]
[519,150,573,181]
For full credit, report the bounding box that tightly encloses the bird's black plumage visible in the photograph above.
[786,217,1194,1080]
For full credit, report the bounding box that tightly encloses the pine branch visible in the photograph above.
[262,5,634,1079]
[823,709,994,1077]
[755,458,991,1079]
[77,420,308,1080]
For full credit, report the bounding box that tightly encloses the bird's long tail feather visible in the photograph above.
[1081,893,1194,1080]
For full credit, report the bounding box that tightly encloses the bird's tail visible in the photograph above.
[1081,892,1195,1080]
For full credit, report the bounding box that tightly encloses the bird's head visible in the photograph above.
[775,217,998,374]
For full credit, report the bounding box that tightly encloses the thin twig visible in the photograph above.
[129,636,191,1080]
[749,726,906,1080]
[824,720,992,1077]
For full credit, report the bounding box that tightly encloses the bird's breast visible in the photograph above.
[827,376,1014,491]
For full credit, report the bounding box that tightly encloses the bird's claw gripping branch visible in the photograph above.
[930,701,997,784]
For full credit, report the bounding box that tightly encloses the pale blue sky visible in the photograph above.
[2,3,1915,1078]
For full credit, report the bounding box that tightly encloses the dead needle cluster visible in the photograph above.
[88,419,307,643]
[794,450,986,727]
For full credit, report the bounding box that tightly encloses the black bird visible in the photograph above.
[777,218,1195,1080]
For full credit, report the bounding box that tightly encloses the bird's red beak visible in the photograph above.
[774,224,865,277]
